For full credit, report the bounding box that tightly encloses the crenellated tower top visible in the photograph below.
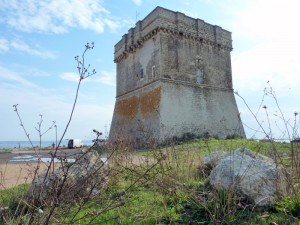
[114,6,232,63]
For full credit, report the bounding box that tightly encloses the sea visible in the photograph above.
[0,140,94,149]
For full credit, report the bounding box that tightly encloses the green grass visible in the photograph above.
[56,188,169,225]
[138,138,299,169]
[0,184,30,225]
[0,183,29,206]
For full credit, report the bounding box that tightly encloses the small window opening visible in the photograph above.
[151,65,156,79]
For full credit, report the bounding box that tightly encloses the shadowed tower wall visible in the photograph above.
[110,6,245,145]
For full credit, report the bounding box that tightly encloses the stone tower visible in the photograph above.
[109,6,245,145]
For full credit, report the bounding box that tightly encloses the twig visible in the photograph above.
[13,104,35,149]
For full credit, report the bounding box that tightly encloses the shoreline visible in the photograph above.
[0,140,94,150]
[0,148,83,164]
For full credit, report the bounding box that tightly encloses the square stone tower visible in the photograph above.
[110,6,245,145]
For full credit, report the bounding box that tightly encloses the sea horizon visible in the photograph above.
[0,140,94,149]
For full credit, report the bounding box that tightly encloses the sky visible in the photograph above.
[0,0,300,142]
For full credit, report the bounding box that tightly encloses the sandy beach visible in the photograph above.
[0,149,82,189]
[0,148,153,189]
[0,162,49,188]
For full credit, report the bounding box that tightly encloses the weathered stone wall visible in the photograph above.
[110,79,244,143]
[159,32,232,88]
[110,81,162,144]
[159,80,244,140]
[116,33,161,97]
[110,6,245,145]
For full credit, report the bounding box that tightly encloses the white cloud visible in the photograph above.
[96,71,116,86]
[0,0,120,34]
[61,71,116,86]
[132,0,142,6]
[0,66,38,87]
[206,0,297,89]
[60,72,80,82]
[10,39,57,59]
[0,38,9,52]
[233,40,300,93]
[230,0,300,96]
[26,68,51,77]
[104,19,120,32]
[232,0,300,40]
[0,37,56,58]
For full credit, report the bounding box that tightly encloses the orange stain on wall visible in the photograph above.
[140,87,161,118]
[115,87,161,120]
[115,96,139,120]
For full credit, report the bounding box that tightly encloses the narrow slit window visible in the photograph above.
[140,68,144,79]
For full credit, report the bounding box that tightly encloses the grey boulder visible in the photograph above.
[208,147,291,208]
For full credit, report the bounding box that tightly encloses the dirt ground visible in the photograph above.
[0,149,82,189]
